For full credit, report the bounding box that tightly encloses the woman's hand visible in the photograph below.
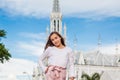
[45,67,49,74]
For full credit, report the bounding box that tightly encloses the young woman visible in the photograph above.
[39,31,75,80]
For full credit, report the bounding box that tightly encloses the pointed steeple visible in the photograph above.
[50,0,62,34]
[73,34,77,51]
[63,24,67,42]
[115,38,118,55]
[52,0,60,13]
[46,26,49,39]
[94,34,105,66]
[73,34,78,64]
[98,33,102,52]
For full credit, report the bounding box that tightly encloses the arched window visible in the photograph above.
[58,20,59,31]
[54,20,56,31]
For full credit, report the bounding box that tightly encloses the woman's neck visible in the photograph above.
[56,44,65,49]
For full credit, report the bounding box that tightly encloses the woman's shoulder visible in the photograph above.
[46,46,54,50]
[65,46,72,51]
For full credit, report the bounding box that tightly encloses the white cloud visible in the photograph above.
[19,32,46,40]
[0,0,52,17]
[0,0,120,19]
[0,58,37,80]
[0,32,45,80]
[101,44,120,55]
[80,43,120,55]
[90,44,120,55]
[8,32,46,57]
[16,40,45,56]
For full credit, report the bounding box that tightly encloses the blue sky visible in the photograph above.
[0,0,120,78]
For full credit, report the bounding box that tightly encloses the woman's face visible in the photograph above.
[50,33,61,47]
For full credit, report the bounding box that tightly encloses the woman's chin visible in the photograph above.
[55,44,60,47]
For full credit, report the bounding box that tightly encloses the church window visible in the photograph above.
[54,20,56,31]
[58,20,59,31]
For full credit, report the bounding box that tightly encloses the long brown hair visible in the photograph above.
[44,31,66,50]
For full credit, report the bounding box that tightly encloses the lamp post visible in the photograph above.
[23,72,31,80]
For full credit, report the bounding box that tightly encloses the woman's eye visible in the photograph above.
[51,39,54,41]
[55,37,58,39]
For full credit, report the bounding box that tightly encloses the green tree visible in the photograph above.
[91,73,100,80]
[0,29,11,63]
[0,30,6,37]
[81,72,100,80]
[81,73,91,80]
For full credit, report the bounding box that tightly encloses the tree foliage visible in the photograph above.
[0,29,11,63]
[0,30,6,37]
[81,72,100,80]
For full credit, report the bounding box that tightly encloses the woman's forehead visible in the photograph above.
[50,33,59,38]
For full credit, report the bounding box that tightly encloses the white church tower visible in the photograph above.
[46,0,67,41]
[50,0,62,34]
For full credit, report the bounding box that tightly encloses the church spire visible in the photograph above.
[98,33,102,52]
[50,0,62,34]
[63,24,67,42]
[52,0,60,13]
[115,38,118,55]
